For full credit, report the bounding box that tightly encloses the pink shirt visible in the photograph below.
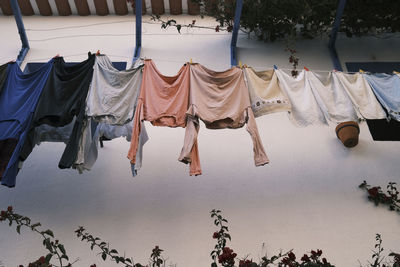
[127,59,200,174]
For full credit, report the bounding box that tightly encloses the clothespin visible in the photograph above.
[53,54,60,58]
[304,66,309,71]
[96,50,101,55]
[273,65,278,70]
[190,58,193,64]
[238,60,243,68]
[359,69,365,74]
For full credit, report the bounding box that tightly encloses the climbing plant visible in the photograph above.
[192,0,400,41]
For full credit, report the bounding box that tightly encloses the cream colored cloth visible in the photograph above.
[307,71,358,123]
[333,72,386,119]
[179,64,269,173]
[244,68,291,117]
[275,69,328,127]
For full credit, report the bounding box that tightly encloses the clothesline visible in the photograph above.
[1,54,399,188]
[16,55,377,75]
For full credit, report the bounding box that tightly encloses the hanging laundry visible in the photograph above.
[74,55,146,173]
[127,59,200,175]
[275,69,328,127]
[0,63,9,94]
[364,73,400,121]
[33,119,75,146]
[243,67,291,117]
[307,71,358,123]
[0,60,53,187]
[179,63,269,175]
[85,55,143,125]
[362,73,400,141]
[74,121,148,174]
[333,72,386,119]
[18,55,96,171]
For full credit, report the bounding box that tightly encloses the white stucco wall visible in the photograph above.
[0,15,400,267]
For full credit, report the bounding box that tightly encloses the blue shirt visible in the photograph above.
[364,73,400,121]
[0,60,53,187]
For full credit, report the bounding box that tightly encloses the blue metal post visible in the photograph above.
[133,0,142,64]
[10,0,30,66]
[328,0,347,71]
[230,0,243,67]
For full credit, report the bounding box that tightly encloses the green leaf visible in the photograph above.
[44,238,53,252]
[110,249,118,254]
[177,25,182,34]
[16,225,21,234]
[102,253,107,261]
[31,223,41,229]
[45,253,53,263]
[61,254,69,261]
[43,229,54,238]
[58,244,66,255]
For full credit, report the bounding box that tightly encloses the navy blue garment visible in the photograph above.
[0,60,53,187]
[0,63,9,94]
[19,54,96,169]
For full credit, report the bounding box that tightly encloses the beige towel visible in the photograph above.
[179,64,269,174]
[244,67,291,117]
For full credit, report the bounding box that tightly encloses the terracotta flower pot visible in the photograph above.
[335,121,360,148]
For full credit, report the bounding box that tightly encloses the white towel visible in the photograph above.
[276,69,327,127]
[307,71,358,123]
[333,72,386,119]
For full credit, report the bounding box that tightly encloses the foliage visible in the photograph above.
[359,181,400,214]
[360,234,400,267]
[75,226,145,267]
[0,206,71,267]
[342,0,400,38]
[209,209,335,267]
[1,206,399,267]
[192,0,400,41]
